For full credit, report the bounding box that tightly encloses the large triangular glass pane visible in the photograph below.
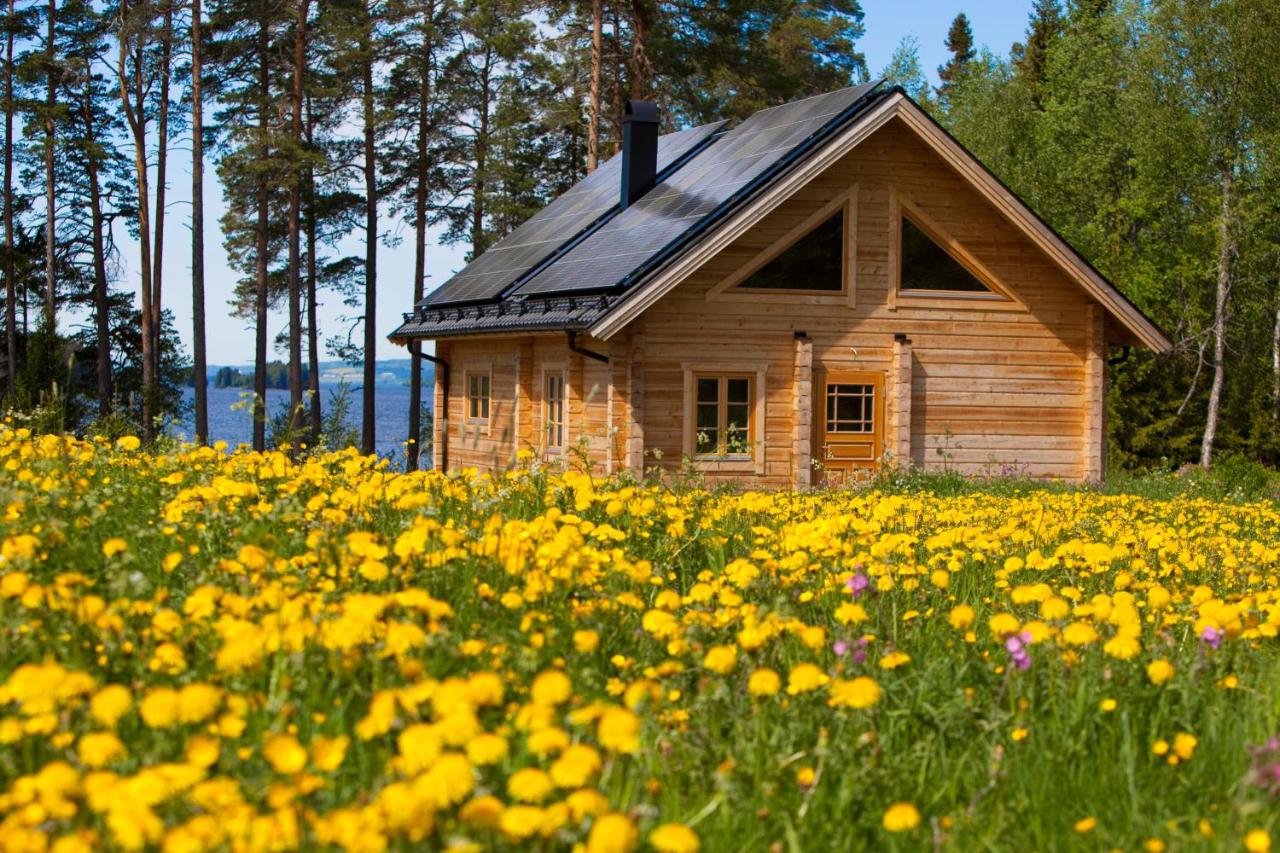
[737,211,843,291]
[900,216,991,293]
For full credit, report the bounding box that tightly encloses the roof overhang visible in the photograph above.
[588,92,1172,353]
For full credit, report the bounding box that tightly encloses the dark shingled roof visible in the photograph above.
[390,81,888,342]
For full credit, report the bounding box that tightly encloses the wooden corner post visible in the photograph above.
[1084,304,1106,481]
[792,332,813,488]
[625,324,645,477]
[891,334,912,469]
[433,341,449,473]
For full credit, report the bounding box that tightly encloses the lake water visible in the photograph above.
[177,383,419,464]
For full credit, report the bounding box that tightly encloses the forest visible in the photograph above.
[0,0,1276,472]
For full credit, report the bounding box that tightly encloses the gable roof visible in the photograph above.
[390,84,1172,353]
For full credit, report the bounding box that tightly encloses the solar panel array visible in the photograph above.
[510,82,881,299]
[423,121,725,308]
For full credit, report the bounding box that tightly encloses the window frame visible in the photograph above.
[464,368,492,432]
[541,365,568,453]
[708,186,857,307]
[682,363,769,474]
[888,189,1025,312]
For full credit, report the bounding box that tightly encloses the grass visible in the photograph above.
[1,431,1279,851]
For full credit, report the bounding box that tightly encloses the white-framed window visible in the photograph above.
[465,369,491,427]
[543,369,566,451]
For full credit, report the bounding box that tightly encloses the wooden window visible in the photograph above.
[737,210,844,292]
[694,374,754,458]
[544,371,566,450]
[826,382,875,434]
[466,371,491,424]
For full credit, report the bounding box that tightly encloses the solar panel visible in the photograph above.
[510,82,882,299]
[422,121,726,308]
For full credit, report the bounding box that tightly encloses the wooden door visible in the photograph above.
[817,370,884,482]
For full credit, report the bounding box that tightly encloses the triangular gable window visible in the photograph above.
[900,215,992,294]
[737,210,843,292]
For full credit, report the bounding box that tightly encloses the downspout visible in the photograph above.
[414,347,450,472]
[1108,346,1131,367]
[567,330,609,363]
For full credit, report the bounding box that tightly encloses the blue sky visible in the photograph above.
[122,0,1033,365]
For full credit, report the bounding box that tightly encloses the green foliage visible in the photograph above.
[935,0,1280,471]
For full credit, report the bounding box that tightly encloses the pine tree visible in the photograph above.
[285,0,311,445]
[58,0,131,416]
[191,0,207,442]
[116,0,159,439]
[206,0,291,451]
[323,0,389,454]
[1014,0,1064,104]
[381,0,456,469]
[2,0,32,393]
[937,12,975,98]
[438,0,531,257]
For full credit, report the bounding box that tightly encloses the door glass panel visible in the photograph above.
[826,383,874,433]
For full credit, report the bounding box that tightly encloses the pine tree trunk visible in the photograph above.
[609,5,623,151]
[407,0,435,471]
[1273,281,1280,426]
[252,15,269,452]
[1199,167,1234,469]
[84,91,111,415]
[191,0,207,443]
[151,1,172,362]
[305,95,321,445]
[586,0,601,173]
[471,56,491,257]
[4,0,16,392]
[119,1,155,442]
[287,0,309,449]
[360,12,377,456]
[627,0,651,100]
[43,0,55,329]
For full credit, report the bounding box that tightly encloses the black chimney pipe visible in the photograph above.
[621,100,659,209]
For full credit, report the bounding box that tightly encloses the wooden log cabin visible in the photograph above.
[390,83,1171,485]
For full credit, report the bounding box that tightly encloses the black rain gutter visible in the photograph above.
[413,348,449,472]
[566,331,609,364]
[604,82,888,298]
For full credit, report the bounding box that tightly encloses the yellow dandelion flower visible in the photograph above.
[587,813,637,853]
[882,802,921,832]
[649,822,700,853]
[827,676,882,710]
[597,707,640,754]
[702,644,738,675]
[1147,659,1175,686]
[263,734,308,775]
[785,663,829,695]
[748,668,781,697]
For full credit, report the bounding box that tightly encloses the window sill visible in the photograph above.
[892,290,1022,312]
[691,456,757,472]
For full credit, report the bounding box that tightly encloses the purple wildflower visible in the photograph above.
[833,640,851,657]
[1200,625,1222,650]
[846,573,870,597]
[1005,631,1033,671]
[1247,737,1280,797]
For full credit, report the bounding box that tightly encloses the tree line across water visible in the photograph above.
[0,0,1276,472]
